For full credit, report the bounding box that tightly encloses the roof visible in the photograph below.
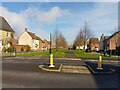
[106,31,120,41]
[43,39,50,44]
[0,16,14,32]
[89,38,99,44]
[104,36,109,40]
[26,30,42,41]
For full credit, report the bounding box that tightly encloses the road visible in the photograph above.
[2,57,120,89]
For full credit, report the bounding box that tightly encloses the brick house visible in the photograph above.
[105,31,120,51]
[88,38,100,51]
[100,31,120,55]
[42,39,50,50]
[18,28,44,51]
[0,16,16,51]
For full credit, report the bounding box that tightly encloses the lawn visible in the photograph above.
[16,49,68,58]
[72,50,99,59]
[72,50,119,59]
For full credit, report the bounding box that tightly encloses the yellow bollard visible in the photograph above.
[49,54,54,67]
[97,55,103,70]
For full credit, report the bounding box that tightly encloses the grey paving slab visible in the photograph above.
[61,65,91,74]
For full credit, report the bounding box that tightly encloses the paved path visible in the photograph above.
[61,65,90,74]
[65,51,77,58]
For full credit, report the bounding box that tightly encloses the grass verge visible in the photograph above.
[72,50,119,59]
[16,49,68,58]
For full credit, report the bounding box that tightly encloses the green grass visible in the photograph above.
[72,50,99,59]
[52,49,68,57]
[17,51,49,57]
[16,49,68,57]
[72,50,119,59]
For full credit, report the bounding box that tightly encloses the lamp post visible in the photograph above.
[49,33,54,67]
[50,33,52,54]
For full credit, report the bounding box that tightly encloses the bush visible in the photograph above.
[26,45,31,52]
[6,46,16,53]
[2,46,7,53]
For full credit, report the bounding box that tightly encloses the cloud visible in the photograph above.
[0,6,27,37]
[0,5,69,39]
[23,6,69,24]
[54,2,117,44]
[1,0,119,2]
[65,2,118,43]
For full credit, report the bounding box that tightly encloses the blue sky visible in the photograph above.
[0,2,118,45]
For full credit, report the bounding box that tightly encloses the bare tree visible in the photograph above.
[73,22,93,51]
[58,33,68,48]
[82,22,93,51]
[73,29,84,49]
[53,28,59,51]
[53,27,68,51]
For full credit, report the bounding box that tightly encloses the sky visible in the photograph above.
[0,2,118,45]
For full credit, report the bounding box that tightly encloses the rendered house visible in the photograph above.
[0,16,16,51]
[18,28,44,51]
[100,34,109,51]
[73,39,88,50]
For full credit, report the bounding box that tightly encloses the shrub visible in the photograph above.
[6,46,16,53]
[2,46,7,53]
[26,45,31,52]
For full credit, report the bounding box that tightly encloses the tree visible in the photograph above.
[58,33,68,48]
[53,28,59,51]
[2,46,6,53]
[53,28,68,51]
[82,22,93,51]
[26,45,31,52]
[73,29,84,49]
[73,22,93,51]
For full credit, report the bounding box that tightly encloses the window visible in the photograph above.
[6,32,10,37]
[35,44,38,48]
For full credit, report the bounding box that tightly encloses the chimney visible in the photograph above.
[25,28,27,31]
[102,34,104,36]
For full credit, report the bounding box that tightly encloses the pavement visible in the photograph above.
[64,51,78,58]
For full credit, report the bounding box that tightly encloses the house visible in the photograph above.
[88,38,100,51]
[42,39,50,50]
[100,34,109,51]
[18,28,44,51]
[73,39,88,50]
[0,16,16,51]
[75,45,87,50]
[105,31,120,51]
